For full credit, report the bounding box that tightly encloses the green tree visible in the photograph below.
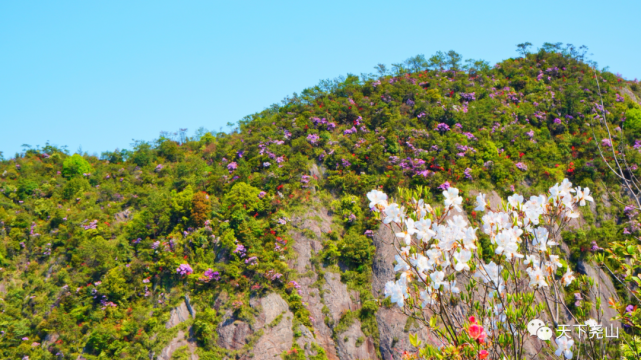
[62,154,93,178]
[624,107,641,136]
[516,42,533,57]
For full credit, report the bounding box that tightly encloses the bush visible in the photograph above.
[62,154,93,178]
[625,107,641,135]
[62,177,89,199]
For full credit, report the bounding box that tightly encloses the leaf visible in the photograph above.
[627,245,636,255]
[429,316,437,328]
[409,333,420,348]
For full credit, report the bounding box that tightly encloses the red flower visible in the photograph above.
[468,317,487,343]
[479,350,489,359]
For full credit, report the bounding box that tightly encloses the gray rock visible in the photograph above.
[577,258,620,328]
[372,225,397,298]
[323,272,357,325]
[42,332,59,350]
[157,329,199,360]
[114,208,132,224]
[335,321,378,360]
[166,300,193,329]
[621,87,640,104]
[242,293,294,360]
[216,311,252,350]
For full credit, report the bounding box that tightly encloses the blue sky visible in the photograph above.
[1,0,639,157]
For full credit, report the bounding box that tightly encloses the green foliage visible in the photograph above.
[192,308,217,348]
[337,232,374,267]
[62,177,90,199]
[62,153,93,178]
[625,107,641,135]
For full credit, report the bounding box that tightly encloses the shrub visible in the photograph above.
[62,154,93,178]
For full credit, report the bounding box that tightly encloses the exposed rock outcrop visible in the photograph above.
[287,205,377,360]
[157,329,199,360]
[158,298,199,360]
[166,299,195,329]
[216,311,252,350]
[336,321,378,360]
[242,292,294,360]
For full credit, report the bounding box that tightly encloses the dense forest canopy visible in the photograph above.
[1,43,641,359]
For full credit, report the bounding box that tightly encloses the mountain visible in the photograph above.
[1,45,640,359]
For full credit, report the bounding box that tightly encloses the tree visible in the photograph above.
[374,63,388,76]
[191,191,212,227]
[541,42,563,53]
[369,182,596,359]
[446,50,462,70]
[404,54,428,73]
[391,63,409,76]
[516,42,532,57]
[428,51,446,70]
[62,154,93,178]
[464,59,491,74]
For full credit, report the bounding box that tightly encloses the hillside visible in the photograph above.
[1,45,641,359]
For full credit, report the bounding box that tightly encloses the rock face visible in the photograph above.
[336,321,378,360]
[372,224,435,360]
[158,299,199,360]
[287,205,378,360]
[217,312,252,350]
[157,330,199,360]
[166,300,194,329]
[242,292,294,360]
[621,87,640,104]
[576,258,620,328]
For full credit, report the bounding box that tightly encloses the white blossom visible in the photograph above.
[384,278,408,308]
[575,187,594,206]
[414,218,436,242]
[393,255,410,272]
[561,268,576,287]
[383,203,403,224]
[430,271,446,290]
[526,266,548,288]
[474,193,487,211]
[453,249,471,271]
[367,190,388,209]
[443,187,463,211]
[554,335,574,359]
[507,194,524,209]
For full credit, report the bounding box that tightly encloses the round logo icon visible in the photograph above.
[527,319,545,336]
[536,326,553,340]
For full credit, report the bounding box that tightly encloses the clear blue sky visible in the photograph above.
[1,0,639,157]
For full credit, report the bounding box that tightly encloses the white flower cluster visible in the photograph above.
[369,179,593,309]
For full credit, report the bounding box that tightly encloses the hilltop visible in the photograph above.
[1,44,641,359]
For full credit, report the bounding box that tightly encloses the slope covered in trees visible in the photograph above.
[1,44,641,359]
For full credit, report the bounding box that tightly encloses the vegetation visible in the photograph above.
[0,43,640,359]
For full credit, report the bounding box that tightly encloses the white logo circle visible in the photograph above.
[536,326,553,341]
[527,319,545,336]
